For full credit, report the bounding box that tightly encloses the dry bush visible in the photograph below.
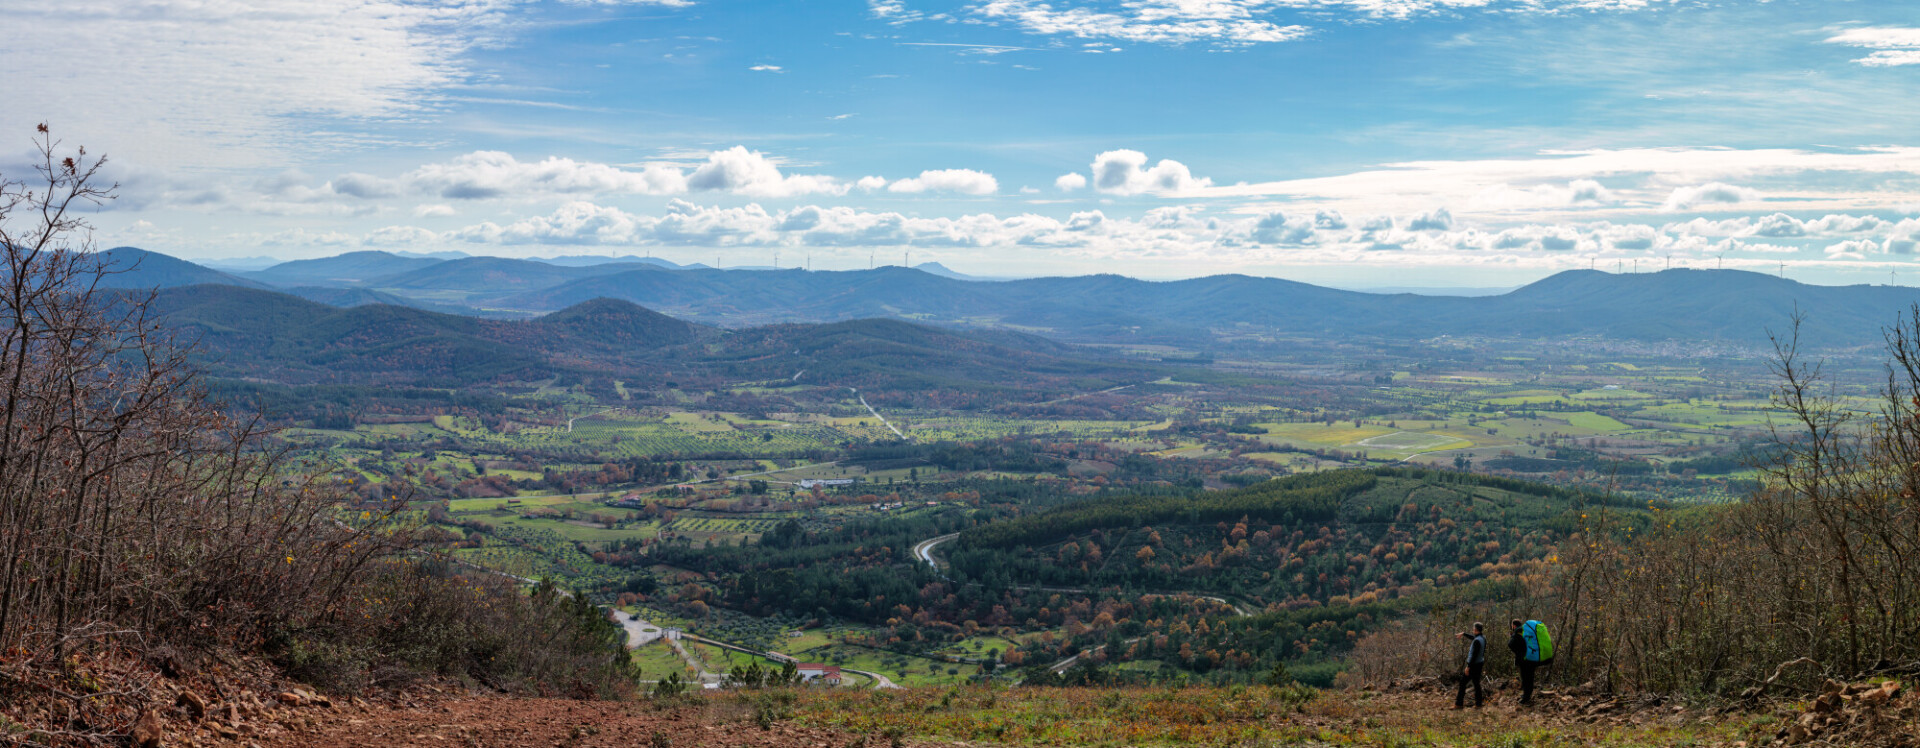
[1556,314,1920,695]
[0,127,635,741]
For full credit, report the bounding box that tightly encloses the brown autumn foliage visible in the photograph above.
[1550,314,1920,695]
[0,127,635,743]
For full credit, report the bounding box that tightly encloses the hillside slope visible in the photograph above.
[141,284,1150,395]
[244,250,444,287]
[96,247,272,290]
[104,249,1920,347]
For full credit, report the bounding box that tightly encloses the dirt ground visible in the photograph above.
[242,696,863,748]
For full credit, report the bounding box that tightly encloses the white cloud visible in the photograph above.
[1055,173,1089,191]
[1206,147,1920,218]
[869,0,924,23]
[1088,150,1212,196]
[964,1,1704,46]
[397,147,860,201]
[1662,182,1761,212]
[227,196,1920,277]
[1827,27,1920,67]
[749,65,785,72]
[1249,211,1317,245]
[413,204,457,218]
[1825,239,1880,260]
[686,146,850,198]
[857,176,890,192]
[973,0,1310,46]
[1406,207,1454,231]
[365,225,442,246]
[409,151,689,199]
[1470,179,1616,211]
[888,169,999,195]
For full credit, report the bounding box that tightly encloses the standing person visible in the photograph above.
[1453,622,1486,709]
[1509,619,1554,706]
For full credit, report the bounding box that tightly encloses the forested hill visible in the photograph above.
[137,284,1155,397]
[102,248,1920,347]
[944,467,1654,606]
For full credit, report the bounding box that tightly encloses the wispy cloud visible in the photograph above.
[1826,27,1920,67]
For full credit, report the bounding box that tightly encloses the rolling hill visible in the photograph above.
[96,248,1920,348]
[135,284,1151,396]
[364,256,641,299]
[95,247,272,290]
[243,250,443,287]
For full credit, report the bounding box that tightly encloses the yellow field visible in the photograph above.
[1256,423,1395,446]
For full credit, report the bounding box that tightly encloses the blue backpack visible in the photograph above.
[1521,620,1554,663]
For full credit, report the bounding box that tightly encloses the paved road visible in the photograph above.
[617,611,665,649]
[912,533,959,577]
[848,387,906,439]
[690,635,900,689]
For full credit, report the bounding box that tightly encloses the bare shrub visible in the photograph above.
[1557,314,1920,695]
[0,127,635,739]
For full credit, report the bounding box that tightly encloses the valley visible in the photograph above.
[92,247,1884,694]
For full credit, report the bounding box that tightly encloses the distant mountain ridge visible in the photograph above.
[96,248,1920,348]
[136,284,1148,395]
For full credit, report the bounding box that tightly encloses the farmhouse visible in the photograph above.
[795,663,841,685]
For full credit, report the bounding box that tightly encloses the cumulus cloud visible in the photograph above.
[1055,173,1089,192]
[409,151,689,199]
[413,204,457,218]
[1249,211,1316,245]
[686,146,850,198]
[856,176,890,192]
[888,169,999,195]
[1825,239,1881,259]
[1662,182,1760,212]
[1088,150,1211,196]
[217,196,1920,273]
[1406,208,1454,231]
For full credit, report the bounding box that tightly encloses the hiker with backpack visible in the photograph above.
[1453,622,1486,709]
[1508,618,1554,706]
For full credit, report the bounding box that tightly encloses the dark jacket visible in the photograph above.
[1508,631,1527,662]
[1465,634,1486,665]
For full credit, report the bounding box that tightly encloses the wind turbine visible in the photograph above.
[1716,254,1723,270]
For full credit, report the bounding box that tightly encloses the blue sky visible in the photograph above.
[5,0,1920,287]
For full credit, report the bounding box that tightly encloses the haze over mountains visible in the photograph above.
[102,247,1920,350]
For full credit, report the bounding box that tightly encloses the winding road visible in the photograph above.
[688,634,900,689]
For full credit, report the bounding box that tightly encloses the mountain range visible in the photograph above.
[97,247,1920,349]
[138,280,1149,397]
